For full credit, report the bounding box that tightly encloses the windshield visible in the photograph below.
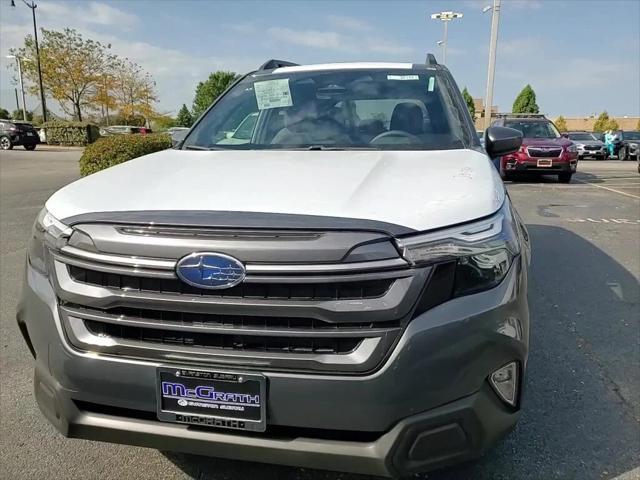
[182,69,474,151]
[568,133,595,141]
[505,120,560,139]
[623,131,640,140]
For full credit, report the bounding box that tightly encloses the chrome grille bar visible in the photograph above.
[61,305,400,338]
[58,245,409,277]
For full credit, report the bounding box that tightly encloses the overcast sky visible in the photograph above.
[1,0,638,118]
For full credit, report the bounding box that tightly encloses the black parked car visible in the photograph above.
[0,120,40,150]
[615,131,640,160]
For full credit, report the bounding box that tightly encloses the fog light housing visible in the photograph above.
[489,362,519,407]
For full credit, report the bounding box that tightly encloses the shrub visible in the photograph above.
[79,133,171,176]
[43,121,100,145]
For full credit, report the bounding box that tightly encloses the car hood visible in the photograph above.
[573,140,604,146]
[46,148,505,233]
[522,137,572,147]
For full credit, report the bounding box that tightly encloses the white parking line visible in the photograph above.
[573,179,640,199]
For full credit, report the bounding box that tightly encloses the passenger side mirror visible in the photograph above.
[484,126,523,158]
[561,133,569,138]
[171,129,189,148]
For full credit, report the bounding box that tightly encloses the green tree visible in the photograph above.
[176,104,193,127]
[555,115,568,132]
[11,109,34,121]
[152,114,176,131]
[512,85,539,114]
[10,28,118,121]
[192,71,238,119]
[592,111,619,132]
[110,59,158,125]
[0,107,10,119]
[636,118,640,130]
[462,87,475,118]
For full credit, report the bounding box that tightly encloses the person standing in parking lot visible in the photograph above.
[604,130,616,159]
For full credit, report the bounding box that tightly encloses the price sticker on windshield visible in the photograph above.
[254,78,293,110]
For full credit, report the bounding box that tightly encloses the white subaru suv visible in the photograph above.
[18,58,530,477]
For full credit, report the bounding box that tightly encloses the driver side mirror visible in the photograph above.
[171,129,189,148]
[484,126,523,158]
[561,133,569,138]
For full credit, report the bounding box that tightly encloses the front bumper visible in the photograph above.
[18,258,529,477]
[504,158,577,173]
[577,147,606,158]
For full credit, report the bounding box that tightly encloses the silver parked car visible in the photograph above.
[567,131,606,160]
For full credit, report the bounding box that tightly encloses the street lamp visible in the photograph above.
[483,0,501,130]
[6,54,28,121]
[11,0,48,123]
[430,11,463,65]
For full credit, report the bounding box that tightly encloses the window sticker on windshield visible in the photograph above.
[387,74,420,81]
[428,76,435,92]
[254,78,293,110]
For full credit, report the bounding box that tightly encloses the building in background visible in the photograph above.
[557,117,639,132]
[473,98,497,129]
[471,97,638,131]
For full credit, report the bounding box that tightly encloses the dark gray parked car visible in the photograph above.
[0,119,40,150]
[615,131,640,161]
[17,58,530,477]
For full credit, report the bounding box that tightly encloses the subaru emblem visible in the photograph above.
[176,252,246,290]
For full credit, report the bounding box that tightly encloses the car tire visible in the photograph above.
[558,172,572,183]
[0,136,13,150]
[24,144,36,151]
[619,147,628,161]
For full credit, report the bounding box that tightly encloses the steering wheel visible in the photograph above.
[370,130,421,145]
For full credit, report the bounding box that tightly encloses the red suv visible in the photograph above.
[492,114,578,183]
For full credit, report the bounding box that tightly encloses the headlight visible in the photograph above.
[566,145,578,153]
[28,208,72,274]
[396,201,520,296]
[575,144,584,149]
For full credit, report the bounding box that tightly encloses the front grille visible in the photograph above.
[68,265,394,300]
[52,224,429,374]
[584,145,601,151]
[527,147,562,158]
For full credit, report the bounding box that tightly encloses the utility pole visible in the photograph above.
[103,75,111,126]
[6,55,27,121]
[14,88,20,112]
[483,0,501,130]
[11,0,48,122]
[430,11,463,65]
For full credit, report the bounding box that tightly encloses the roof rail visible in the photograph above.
[425,53,438,65]
[259,59,299,70]
[494,113,548,119]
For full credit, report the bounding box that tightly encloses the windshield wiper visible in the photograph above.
[184,145,228,150]
[304,145,378,151]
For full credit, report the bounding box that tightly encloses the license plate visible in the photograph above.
[157,367,266,432]
[537,159,553,167]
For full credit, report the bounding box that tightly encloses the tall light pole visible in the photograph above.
[483,0,501,130]
[11,0,48,123]
[6,54,27,121]
[430,11,463,65]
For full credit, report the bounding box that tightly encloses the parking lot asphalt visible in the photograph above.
[1,149,638,480]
